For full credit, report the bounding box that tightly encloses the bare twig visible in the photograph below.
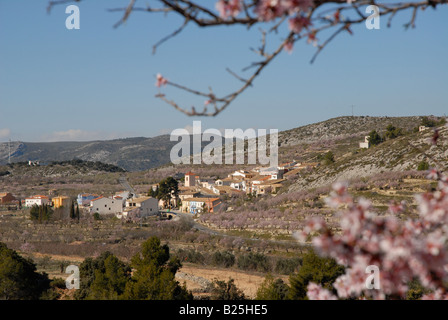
[46,0,447,116]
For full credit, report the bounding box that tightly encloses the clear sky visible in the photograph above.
[0,0,447,142]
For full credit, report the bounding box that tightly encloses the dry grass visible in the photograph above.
[176,263,288,299]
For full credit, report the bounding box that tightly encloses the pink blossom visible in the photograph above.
[429,129,440,146]
[254,0,287,21]
[285,0,314,13]
[422,289,448,300]
[155,73,168,87]
[388,200,406,215]
[427,168,439,180]
[333,10,341,23]
[284,39,294,53]
[298,172,448,299]
[307,30,318,46]
[288,15,312,34]
[216,0,242,19]
[307,283,338,300]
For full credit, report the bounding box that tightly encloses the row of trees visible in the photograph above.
[0,237,431,300]
[69,201,80,220]
[30,201,80,223]
[74,236,191,300]
[29,204,53,223]
[0,237,192,300]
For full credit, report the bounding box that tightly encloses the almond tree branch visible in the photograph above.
[47,0,447,117]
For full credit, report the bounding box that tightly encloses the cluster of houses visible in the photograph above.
[0,193,71,210]
[1,160,318,218]
[174,161,318,214]
[77,191,158,219]
[0,191,159,220]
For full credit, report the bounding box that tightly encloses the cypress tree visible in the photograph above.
[70,201,75,219]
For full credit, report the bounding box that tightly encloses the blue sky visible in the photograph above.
[0,0,447,142]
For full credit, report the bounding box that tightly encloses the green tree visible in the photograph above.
[30,204,53,223]
[288,250,345,300]
[0,242,50,300]
[88,255,131,299]
[256,274,290,300]
[74,251,131,300]
[421,116,437,128]
[70,201,75,219]
[323,151,335,165]
[367,130,383,146]
[385,124,404,140]
[123,237,192,300]
[210,278,245,300]
[417,160,430,171]
[148,186,159,198]
[75,204,80,221]
[157,177,179,209]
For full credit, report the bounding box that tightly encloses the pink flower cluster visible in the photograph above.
[254,0,314,20]
[215,0,315,41]
[297,172,448,300]
[216,0,242,19]
[156,73,168,88]
[307,282,338,300]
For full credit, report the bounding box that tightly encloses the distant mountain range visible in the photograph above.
[0,116,444,172]
[0,136,176,172]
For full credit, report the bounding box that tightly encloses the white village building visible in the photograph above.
[25,195,50,207]
[124,196,158,217]
[90,196,123,215]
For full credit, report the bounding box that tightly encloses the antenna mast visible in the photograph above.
[8,139,11,164]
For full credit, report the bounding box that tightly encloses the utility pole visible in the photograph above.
[351,105,355,117]
[8,139,11,164]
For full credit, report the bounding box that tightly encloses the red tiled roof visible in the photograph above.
[28,195,49,199]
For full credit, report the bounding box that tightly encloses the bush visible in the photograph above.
[317,151,335,165]
[210,278,245,300]
[385,124,404,139]
[367,130,383,146]
[256,274,290,300]
[0,170,10,177]
[420,116,437,128]
[176,249,205,265]
[275,257,301,275]
[417,161,430,171]
[237,252,271,273]
[288,250,344,300]
[211,251,235,268]
[0,242,50,300]
[93,212,102,221]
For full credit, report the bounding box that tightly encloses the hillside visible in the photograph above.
[0,136,176,172]
[286,119,448,192]
[278,115,424,146]
[0,115,440,173]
